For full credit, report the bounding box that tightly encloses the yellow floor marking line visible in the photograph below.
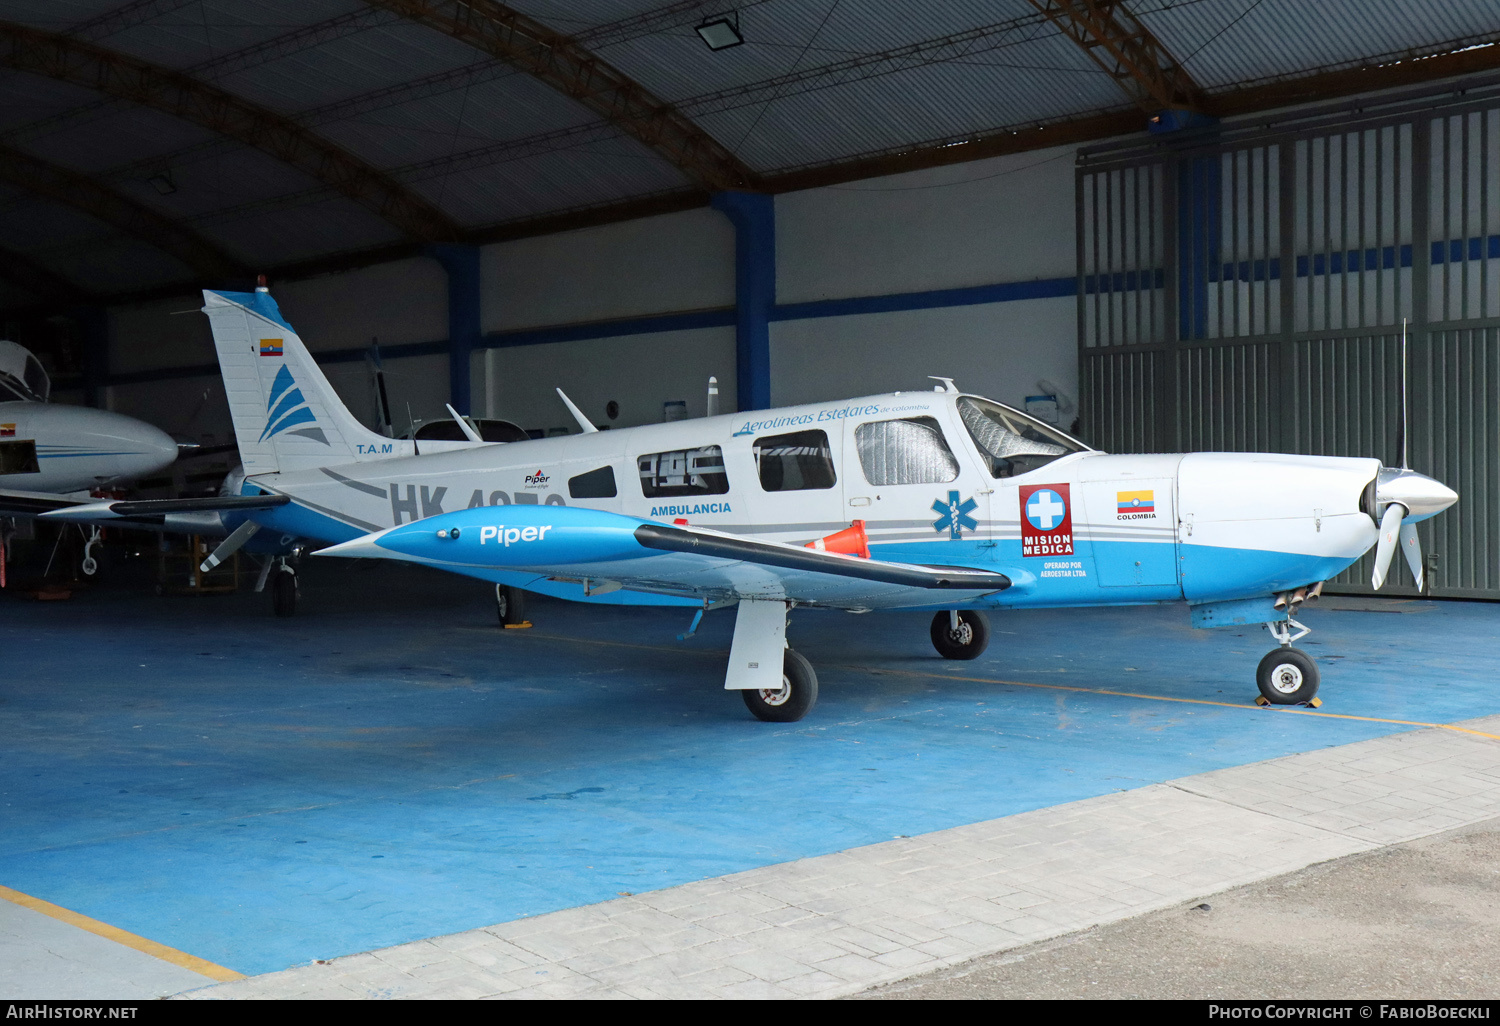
[466,626,1500,741]
[851,666,1500,741]
[0,883,245,981]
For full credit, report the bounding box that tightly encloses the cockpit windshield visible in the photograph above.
[23,353,49,402]
[956,396,1087,478]
[0,342,49,403]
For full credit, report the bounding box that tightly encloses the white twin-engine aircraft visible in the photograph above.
[45,288,1460,722]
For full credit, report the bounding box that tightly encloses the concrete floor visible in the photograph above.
[862,817,1500,1000]
[3,553,1499,993]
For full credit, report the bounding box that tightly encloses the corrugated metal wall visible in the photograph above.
[1077,88,1500,598]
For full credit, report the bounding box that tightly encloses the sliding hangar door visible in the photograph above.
[1077,86,1500,599]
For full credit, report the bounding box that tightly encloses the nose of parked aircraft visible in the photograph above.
[89,408,179,482]
[1374,466,1458,523]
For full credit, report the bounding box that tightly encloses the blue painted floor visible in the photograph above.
[3,560,1499,976]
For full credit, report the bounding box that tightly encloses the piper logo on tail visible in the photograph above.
[260,364,328,445]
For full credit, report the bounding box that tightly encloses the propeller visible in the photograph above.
[1370,502,1405,590]
[1368,320,1457,591]
[1371,320,1414,591]
[1374,324,1404,588]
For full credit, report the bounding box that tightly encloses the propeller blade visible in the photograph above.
[1371,502,1406,590]
[1399,520,1424,592]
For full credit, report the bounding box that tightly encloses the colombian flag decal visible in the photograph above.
[0,423,13,437]
[1117,489,1155,518]
[259,338,284,357]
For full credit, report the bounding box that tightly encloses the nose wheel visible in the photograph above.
[1256,617,1320,705]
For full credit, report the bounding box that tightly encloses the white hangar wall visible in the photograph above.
[769,144,1078,412]
[92,139,1091,445]
[477,143,1082,427]
[775,145,1077,302]
[480,207,734,331]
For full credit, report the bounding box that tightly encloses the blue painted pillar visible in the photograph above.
[710,191,774,412]
[1177,156,1221,341]
[427,244,481,415]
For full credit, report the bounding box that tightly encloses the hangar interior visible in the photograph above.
[3,0,1500,1001]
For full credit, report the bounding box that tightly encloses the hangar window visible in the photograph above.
[855,417,959,486]
[568,465,617,499]
[956,396,1082,479]
[638,445,728,497]
[754,430,836,491]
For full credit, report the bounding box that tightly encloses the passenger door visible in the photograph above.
[842,405,991,558]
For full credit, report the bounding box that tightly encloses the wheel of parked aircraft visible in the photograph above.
[1256,647,1320,705]
[741,649,818,723]
[272,568,298,618]
[495,585,527,626]
[930,610,990,660]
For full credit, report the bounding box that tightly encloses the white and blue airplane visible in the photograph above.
[0,339,179,500]
[44,288,1459,721]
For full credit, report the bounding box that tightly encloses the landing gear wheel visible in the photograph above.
[741,649,818,723]
[495,584,528,625]
[1256,647,1320,705]
[930,610,990,660]
[272,568,298,618]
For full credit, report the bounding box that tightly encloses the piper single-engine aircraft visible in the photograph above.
[52,287,1458,722]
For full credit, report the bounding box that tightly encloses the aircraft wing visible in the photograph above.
[38,494,290,525]
[0,487,93,516]
[318,505,1010,610]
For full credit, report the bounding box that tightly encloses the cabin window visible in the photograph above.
[956,396,1082,479]
[855,417,959,486]
[568,465,617,499]
[754,430,836,491]
[637,445,728,498]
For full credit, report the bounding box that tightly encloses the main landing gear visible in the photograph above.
[1256,617,1321,706]
[930,610,991,660]
[495,584,529,627]
[271,562,298,617]
[741,649,819,723]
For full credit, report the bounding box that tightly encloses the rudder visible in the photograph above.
[202,288,398,474]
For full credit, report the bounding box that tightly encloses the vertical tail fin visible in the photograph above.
[202,289,397,474]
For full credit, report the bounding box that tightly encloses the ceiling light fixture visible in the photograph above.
[147,172,176,196]
[695,11,743,51]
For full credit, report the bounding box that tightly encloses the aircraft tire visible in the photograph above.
[495,585,528,625]
[1256,647,1319,704]
[272,569,298,618]
[741,649,818,722]
[930,610,990,660]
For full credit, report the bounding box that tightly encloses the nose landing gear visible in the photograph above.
[1256,617,1321,706]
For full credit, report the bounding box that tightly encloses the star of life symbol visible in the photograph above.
[931,490,979,540]
[1025,489,1066,531]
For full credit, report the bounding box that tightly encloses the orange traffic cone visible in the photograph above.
[805,520,870,559]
